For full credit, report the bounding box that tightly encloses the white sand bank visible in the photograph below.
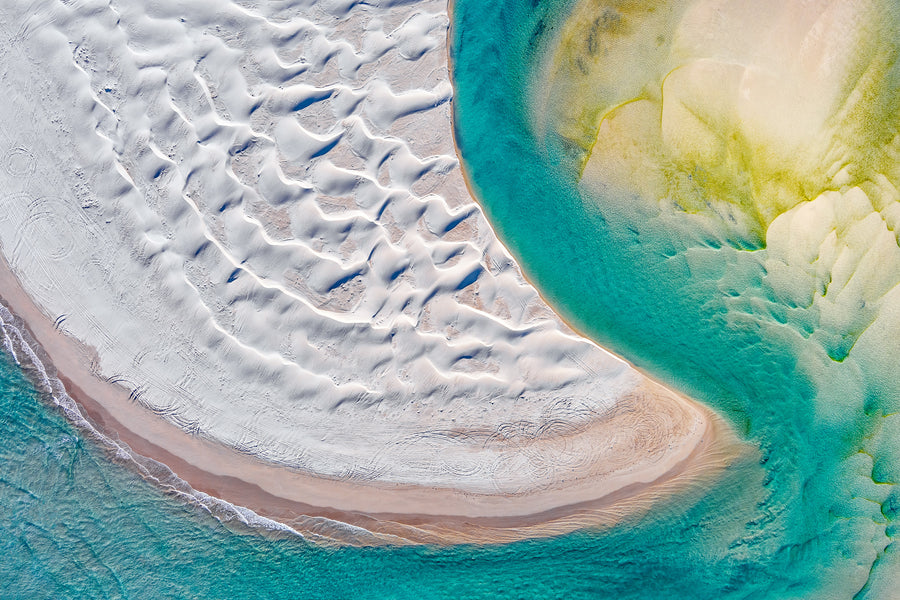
[0,0,735,542]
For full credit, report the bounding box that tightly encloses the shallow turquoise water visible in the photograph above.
[2,1,899,597]
[450,0,900,597]
[0,346,770,598]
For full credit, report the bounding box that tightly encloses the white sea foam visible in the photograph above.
[0,0,705,502]
[2,294,310,542]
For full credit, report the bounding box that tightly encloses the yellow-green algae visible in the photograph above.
[537,0,900,361]
[532,0,692,152]
[541,0,900,243]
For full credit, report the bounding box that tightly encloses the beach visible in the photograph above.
[0,0,737,544]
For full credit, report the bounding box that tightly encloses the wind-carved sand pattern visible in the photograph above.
[0,0,735,544]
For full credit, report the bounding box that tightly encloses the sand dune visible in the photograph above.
[0,0,733,543]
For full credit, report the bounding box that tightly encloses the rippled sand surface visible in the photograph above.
[0,0,732,542]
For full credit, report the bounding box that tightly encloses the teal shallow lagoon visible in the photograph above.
[451,0,900,596]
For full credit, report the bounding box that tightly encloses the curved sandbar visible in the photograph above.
[0,255,735,544]
[0,0,737,544]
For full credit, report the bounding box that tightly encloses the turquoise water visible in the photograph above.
[0,335,781,600]
[0,344,768,598]
[450,0,900,597]
[2,1,899,598]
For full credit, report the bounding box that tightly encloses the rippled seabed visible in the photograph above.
[2,1,899,600]
[452,0,900,597]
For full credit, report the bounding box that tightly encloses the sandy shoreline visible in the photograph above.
[0,242,739,544]
[0,0,744,545]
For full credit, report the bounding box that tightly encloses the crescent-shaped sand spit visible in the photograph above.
[0,0,740,544]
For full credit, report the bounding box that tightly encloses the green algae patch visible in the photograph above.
[538,0,900,245]
[534,0,900,370]
[532,0,692,153]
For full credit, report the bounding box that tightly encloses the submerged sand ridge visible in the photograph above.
[538,0,900,365]
[0,0,734,543]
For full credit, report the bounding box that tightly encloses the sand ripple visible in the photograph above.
[0,0,717,513]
